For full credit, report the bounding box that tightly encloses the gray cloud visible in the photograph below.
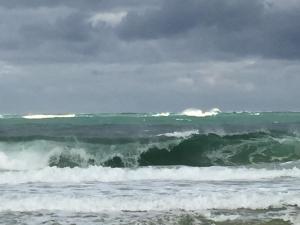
[117,0,300,59]
[0,0,300,113]
[118,0,264,39]
[0,0,158,10]
[1,60,300,113]
[1,0,300,63]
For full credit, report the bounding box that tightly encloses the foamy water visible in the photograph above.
[22,114,76,119]
[1,165,300,184]
[2,112,300,224]
[157,129,199,138]
[180,108,221,117]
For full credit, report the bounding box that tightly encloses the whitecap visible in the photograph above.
[1,165,300,184]
[181,108,221,117]
[22,114,76,119]
[157,130,199,138]
[152,112,170,117]
[0,191,298,212]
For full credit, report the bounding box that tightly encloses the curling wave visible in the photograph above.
[1,131,300,169]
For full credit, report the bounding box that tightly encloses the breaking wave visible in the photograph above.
[180,108,221,117]
[0,190,299,212]
[1,131,300,169]
[152,112,170,117]
[22,114,76,119]
[1,165,300,184]
[157,130,199,138]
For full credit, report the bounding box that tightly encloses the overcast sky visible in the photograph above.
[0,0,300,113]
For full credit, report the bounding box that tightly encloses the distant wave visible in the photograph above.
[23,114,76,119]
[152,112,170,117]
[234,111,261,116]
[181,108,221,117]
[157,130,199,138]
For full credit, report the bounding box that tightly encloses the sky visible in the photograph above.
[0,0,300,113]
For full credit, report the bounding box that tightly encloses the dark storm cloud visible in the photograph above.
[0,0,300,113]
[0,0,158,10]
[1,0,300,62]
[118,0,264,39]
[20,13,92,43]
[0,9,117,63]
[117,0,300,59]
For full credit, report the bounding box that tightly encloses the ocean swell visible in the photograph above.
[1,131,300,170]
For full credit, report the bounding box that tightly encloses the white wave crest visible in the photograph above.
[157,130,199,138]
[23,114,76,119]
[0,139,179,171]
[152,112,170,117]
[1,166,300,184]
[0,142,93,171]
[0,191,298,212]
[181,108,221,117]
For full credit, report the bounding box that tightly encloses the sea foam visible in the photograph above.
[1,165,300,184]
[181,108,221,117]
[152,112,170,117]
[22,114,76,119]
[0,191,299,212]
[157,130,199,138]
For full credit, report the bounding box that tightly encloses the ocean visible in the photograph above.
[0,110,300,225]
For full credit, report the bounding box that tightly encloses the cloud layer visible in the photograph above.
[0,0,299,113]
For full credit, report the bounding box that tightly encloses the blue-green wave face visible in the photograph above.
[1,112,300,169]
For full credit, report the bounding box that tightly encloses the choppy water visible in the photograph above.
[1,111,300,224]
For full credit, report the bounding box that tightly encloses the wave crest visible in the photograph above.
[1,131,300,170]
[1,165,300,184]
[152,112,170,117]
[181,108,221,117]
[22,114,76,119]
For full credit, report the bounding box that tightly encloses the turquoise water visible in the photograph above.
[0,112,300,224]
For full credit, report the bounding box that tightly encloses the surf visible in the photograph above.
[1,165,300,184]
[1,131,300,169]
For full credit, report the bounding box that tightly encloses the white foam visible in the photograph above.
[233,111,261,116]
[181,108,221,117]
[0,191,298,212]
[22,114,76,119]
[1,165,300,184]
[152,112,170,117]
[157,130,199,138]
[0,141,74,170]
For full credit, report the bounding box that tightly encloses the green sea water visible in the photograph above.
[0,111,300,224]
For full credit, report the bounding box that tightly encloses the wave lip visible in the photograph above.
[2,131,300,169]
[22,114,76,119]
[181,108,221,117]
